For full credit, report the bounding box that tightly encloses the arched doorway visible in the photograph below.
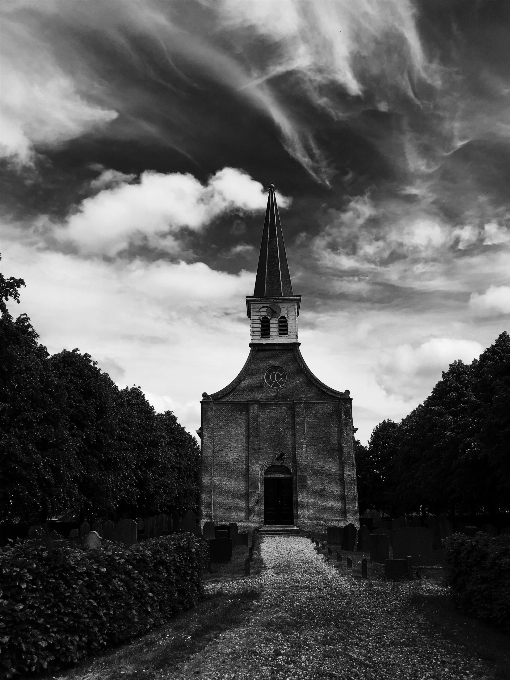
[264,465,294,525]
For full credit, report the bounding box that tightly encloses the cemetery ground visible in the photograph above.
[35,537,510,680]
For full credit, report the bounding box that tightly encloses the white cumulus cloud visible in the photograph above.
[376,337,483,401]
[469,285,510,317]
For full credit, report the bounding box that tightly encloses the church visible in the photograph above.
[200,185,359,532]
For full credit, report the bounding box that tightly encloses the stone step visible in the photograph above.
[258,525,302,536]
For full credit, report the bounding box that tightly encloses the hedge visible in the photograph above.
[443,532,510,631]
[0,533,209,678]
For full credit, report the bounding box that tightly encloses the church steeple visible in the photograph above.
[246,184,301,344]
[254,184,294,297]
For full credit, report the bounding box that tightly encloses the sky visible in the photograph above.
[1,0,510,444]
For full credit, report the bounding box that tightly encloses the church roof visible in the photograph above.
[253,184,294,297]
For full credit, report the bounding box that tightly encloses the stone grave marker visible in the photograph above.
[341,523,357,551]
[336,552,342,563]
[372,526,392,547]
[361,558,368,579]
[244,557,250,576]
[172,512,182,532]
[28,525,45,538]
[359,517,374,532]
[83,531,102,549]
[346,556,353,568]
[69,529,80,544]
[391,516,407,530]
[229,522,239,545]
[79,521,91,537]
[480,523,497,536]
[114,519,137,546]
[209,537,232,563]
[202,521,216,540]
[392,527,439,566]
[181,509,199,535]
[49,530,62,542]
[237,533,248,546]
[406,556,413,579]
[103,520,115,541]
[385,559,408,581]
[327,526,343,545]
[437,514,452,541]
[408,516,423,528]
[370,534,390,564]
[215,524,230,538]
[145,516,156,538]
[356,525,371,553]
[137,518,145,532]
[92,522,103,538]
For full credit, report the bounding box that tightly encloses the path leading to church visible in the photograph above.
[175,536,494,680]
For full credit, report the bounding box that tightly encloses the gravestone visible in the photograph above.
[370,534,390,564]
[406,556,413,580]
[28,525,45,538]
[145,516,156,538]
[359,517,374,532]
[137,519,145,532]
[459,525,478,537]
[79,522,90,537]
[361,558,368,579]
[83,531,102,549]
[336,552,343,562]
[172,512,182,532]
[437,515,452,541]
[244,557,251,576]
[181,509,200,536]
[341,523,357,551]
[229,522,239,546]
[391,516,407,531]
[327,526,343,545]
[385,559,408,581]
[49,530,62,542]
[69,529,80,544]
[216,524,230,538]
[408,516,422,528]
[92,522,103,538]
[356,525,371,553]
[392,527,438,566]
[114,519,137,546]
[209,537,232,563]
[202,521,216,540]
[157,513,169,533]
[103,520,115,541]
[346,557,353,568]
[372,527,392,547]
[480,523,497,536]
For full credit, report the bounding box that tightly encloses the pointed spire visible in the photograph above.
[254,184,293,297]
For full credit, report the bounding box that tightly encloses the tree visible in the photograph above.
[360,420,401,514]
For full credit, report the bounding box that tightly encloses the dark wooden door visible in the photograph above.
[264,477,294,525]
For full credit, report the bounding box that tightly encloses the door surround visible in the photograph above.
[263,465,294,525]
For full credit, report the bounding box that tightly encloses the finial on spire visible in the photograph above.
[253,184,293,297]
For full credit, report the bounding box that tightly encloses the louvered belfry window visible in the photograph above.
[278,316,288,336]
[261,316,271,338]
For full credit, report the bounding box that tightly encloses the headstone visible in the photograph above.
[215,524,230,538]
[244,557,251,576]
[28,525,45,538]
[69,529,80,544]
[391,516,407,531]
[336,552,343,563]
[361,558,368,579]
[172,512,182,532]
[145,516,156,538]
[437,514,452,541]
[372,527,392,547]
[480,523,497,536]
[341,523,357,551]
[114,519,137,546]
[92,522,103,538]
[79,521,90,537]
[137,519,145,531]
[83,531,102,549]
[356,525,371,552]
[327,526,343,545]
[181,509,200,536]
[359,517,374,532]
[408,516,422,528]
[459,525,478,537]
[103,520,115,541]
[202,521,216,540]
[370,534,390,564]
[158,514,169,533]
[346,557,353,568]
[385,559,408,581]
[229,522,239,546]
[209,537,232,563]
[49,530,62,542]
[406,556,413,580]
[392,527,438,566]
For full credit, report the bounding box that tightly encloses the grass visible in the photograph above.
[38,541,262,680]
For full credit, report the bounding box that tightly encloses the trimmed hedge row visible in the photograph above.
[0,533,209,678]
[443,532,510,631]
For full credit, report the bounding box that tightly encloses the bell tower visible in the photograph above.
[246,184,301,344]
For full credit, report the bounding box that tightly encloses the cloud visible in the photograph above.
[469,285,510,317]
[54,167,289,257]
[89,168,137,192]
[0,9,117,163]
[376,337,483,400]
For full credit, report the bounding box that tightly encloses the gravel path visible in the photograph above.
[175,535,496,680]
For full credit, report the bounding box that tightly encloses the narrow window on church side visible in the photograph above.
[260,316,271,338]
[278,316,288,336]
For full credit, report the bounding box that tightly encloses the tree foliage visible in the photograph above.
[359,332,510,515]
[0,256,200,523]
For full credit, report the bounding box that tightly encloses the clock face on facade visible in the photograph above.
[264,365,287,388]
